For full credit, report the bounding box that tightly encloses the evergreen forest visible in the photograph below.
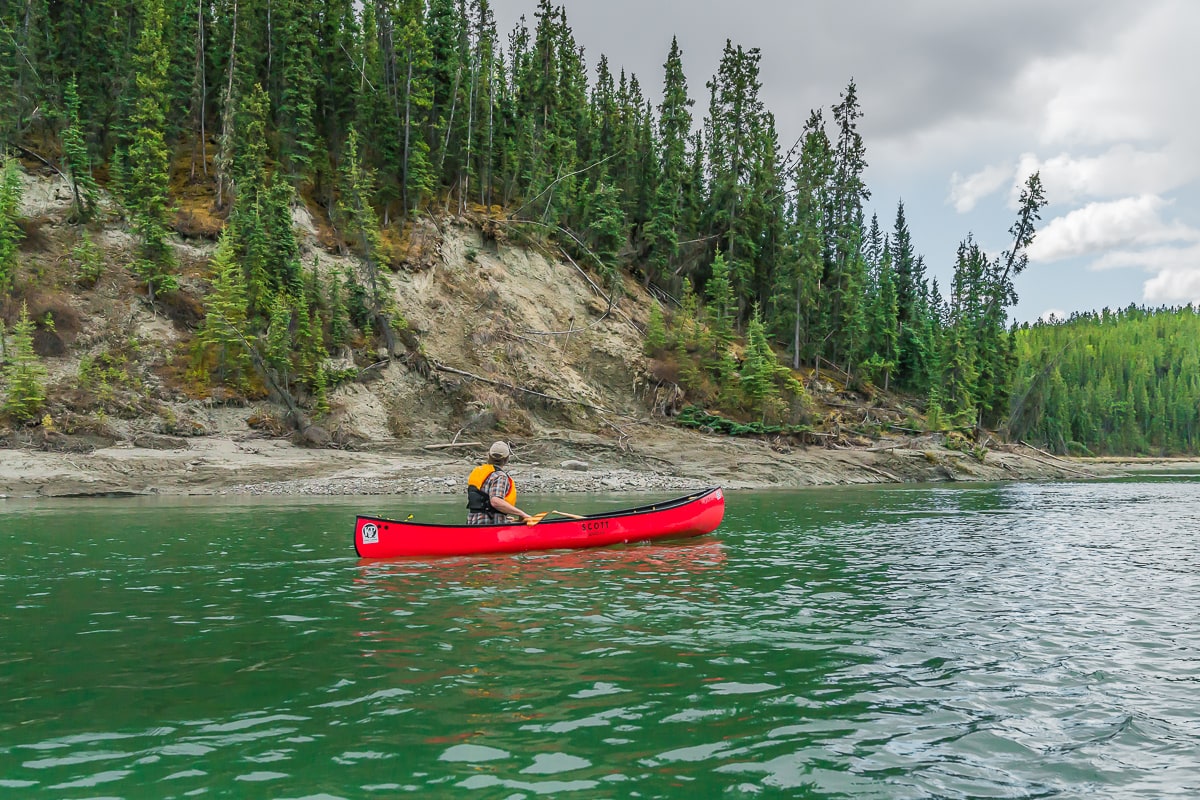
[1012,306,1200,456]
[1,0,1196,455]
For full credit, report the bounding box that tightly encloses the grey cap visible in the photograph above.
[488,441,511,459]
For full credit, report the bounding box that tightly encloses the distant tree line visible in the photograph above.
[1010,306,1200,456]
[2,0,1060,437]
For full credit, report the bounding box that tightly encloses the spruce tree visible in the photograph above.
[703,251,738,384]
[643,40,691,286]
[0,12,20,145]
[327,267,351,348]
[395,1,436,214]
[0,157,23,293]
[354,1,403,217]
[1,0,52,147]
[891,200,925,386]
[741,306,779,419]
[276,0,320,185]
[3,302,47,422]
[826,80,870,370]
[705,40,769,309]
[196,232,252,387]
[864,245,899,390]
[339,127,398,355]
[126,0,177,303]
[426,0,467,189]
[705,251,736,356]
[264,291,293,391]
[773,110,831,369]
[645,301,667,354]
[264,172,301,293]
[60,77,99,221]
[72,230,104,287]
[295,297,326,387]
[673,277,701,353]
[585,179,625,284]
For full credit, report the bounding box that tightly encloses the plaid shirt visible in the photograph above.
[467,468,514,525]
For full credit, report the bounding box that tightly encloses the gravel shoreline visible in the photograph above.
[219,469,711,497]
[2,432,1192,501]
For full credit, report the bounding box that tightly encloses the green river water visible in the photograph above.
[1,478,1199,799]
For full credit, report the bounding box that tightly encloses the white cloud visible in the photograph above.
[1028,195,1200,262]
[1039,308,1068,323]
[949,164,1013,212]
[1020,1,1200,149]
[1091,243,1200,272]
[1142,256,1200,303]
[1077,242,1200,305]
[1015,146,1196,207]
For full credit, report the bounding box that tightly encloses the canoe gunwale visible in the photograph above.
[355,486,721,530]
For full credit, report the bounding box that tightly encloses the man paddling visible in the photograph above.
[466,441,532,524]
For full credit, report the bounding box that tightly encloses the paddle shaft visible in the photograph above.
[526,509,587,525]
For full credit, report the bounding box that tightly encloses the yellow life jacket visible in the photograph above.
[466,464,516,512]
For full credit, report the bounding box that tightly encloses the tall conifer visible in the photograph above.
[197,232,252,387]
[2,302,46,422]
[643,38,692,286]
[0,157,23,293]
[127,0,176,302]
[60,78,98,221]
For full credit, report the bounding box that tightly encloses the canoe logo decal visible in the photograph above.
[362,523,379,544]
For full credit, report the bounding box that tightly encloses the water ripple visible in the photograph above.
[2,486,1199,797]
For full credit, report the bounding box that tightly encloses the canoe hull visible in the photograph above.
[355,487,724,558]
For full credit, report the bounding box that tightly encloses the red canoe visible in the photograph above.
[354,487,725,558]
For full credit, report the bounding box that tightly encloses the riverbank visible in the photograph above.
[8,171,1175,504]
[2,424,1189,500]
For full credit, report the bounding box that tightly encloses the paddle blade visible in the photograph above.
[526,512,549,526]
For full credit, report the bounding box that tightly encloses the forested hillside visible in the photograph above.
[4,0,1185,458]
[1011,307,1200,456]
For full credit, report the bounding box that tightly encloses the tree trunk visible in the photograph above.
[216,0,238,208]
[462,52,475,216]
[792,289,801,369]
[439,64,462,213]
[484,63,493,208]
[402,53,413,216]
[191,1,207,179]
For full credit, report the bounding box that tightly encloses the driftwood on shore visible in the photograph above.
[1019,441,1097,477]
[858,463,903,482]
[422,441,483,451]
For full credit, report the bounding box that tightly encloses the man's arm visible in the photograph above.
[487,474,530,520]
[489,495,531,520]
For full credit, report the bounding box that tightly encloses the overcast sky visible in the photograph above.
[491,0,1200,322]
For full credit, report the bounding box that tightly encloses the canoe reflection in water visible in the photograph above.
[351,539,727,660]
[347,538,728,762]
[356,537,727,583]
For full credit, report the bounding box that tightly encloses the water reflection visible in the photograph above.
[355,538,727,580]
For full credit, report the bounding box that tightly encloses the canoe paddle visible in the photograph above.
[526,510,586,525]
